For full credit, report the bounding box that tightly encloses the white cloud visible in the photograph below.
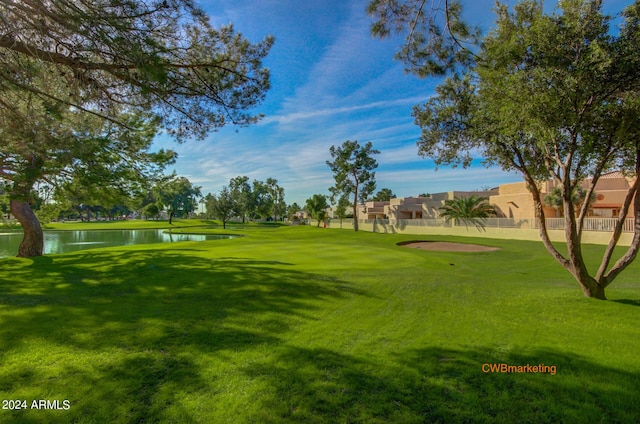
[151,0,526,206]
[261,96,425,126]
[378,145,423,165]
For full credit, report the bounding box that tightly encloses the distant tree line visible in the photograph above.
[203,176,287,228]
[0,174,203,226]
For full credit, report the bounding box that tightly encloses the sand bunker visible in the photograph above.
[397,241,500,252]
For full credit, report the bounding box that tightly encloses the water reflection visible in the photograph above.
[0,229,238,257]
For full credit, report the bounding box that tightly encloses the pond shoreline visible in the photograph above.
[0,229,241,257]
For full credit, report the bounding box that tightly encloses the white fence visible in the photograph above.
[542,218,636,233]
[361,217,636,233]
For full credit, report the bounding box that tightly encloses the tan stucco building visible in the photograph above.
[351,190,499,221]
[329,171,635,222]
[489,172,636,219]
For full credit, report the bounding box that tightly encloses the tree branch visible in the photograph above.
[599,149,640,285]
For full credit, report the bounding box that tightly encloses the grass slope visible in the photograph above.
[1,225,639,423]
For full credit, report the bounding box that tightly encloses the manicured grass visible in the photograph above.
[1,225,639,422]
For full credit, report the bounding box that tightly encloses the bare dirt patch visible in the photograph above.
[397,241,500,252]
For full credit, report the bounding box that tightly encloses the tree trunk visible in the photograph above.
[580,282,606,300]
[169,211,174,225]
[353,205,359,231]
[10,199,44,257]
[353,186,359,232]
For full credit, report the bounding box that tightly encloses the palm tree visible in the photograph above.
[439,196,496,229]
[544,186,595,217]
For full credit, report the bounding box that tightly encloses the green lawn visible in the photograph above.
[1,225,639,423]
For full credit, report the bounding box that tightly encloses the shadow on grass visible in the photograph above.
[2,248,637,422]
[611,298,640,307]
[242,346,640,423]
[0,247,364,423]
[0,249,358,335]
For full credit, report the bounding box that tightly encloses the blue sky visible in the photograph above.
[152,0,628,206]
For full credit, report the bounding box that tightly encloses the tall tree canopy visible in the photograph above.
[326,140,380,231]
[368,0,480,76]
[391,0,640,299]
[265,178,285,221]
[0,0,273,139]
[229,176,252,223]
[0,0,272,256]
[251,179,271,220]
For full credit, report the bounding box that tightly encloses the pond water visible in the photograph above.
[0,229,239,257]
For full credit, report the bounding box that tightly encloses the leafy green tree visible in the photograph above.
[439,196,495,229]
[265,178,286,221]
[246,178,286,221]
[334,196,351,229]
[34,202,67,224]
[105,204,133,221]
[251,180,271,220]
[305,194,330,227]
[58,178,138,222]
[1,100,173,256]
[158,176,202,225]
[137,188,163,220]
[142,203,161,221]
[326,140,380,231]
[31,184,71,224]
[205,186,237,229]
[0,182,11,221]
[373,188,396,202]
[63,185,100,222]
[0,1,271,257]
[229,176,252,223]
[407,0,640,299]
